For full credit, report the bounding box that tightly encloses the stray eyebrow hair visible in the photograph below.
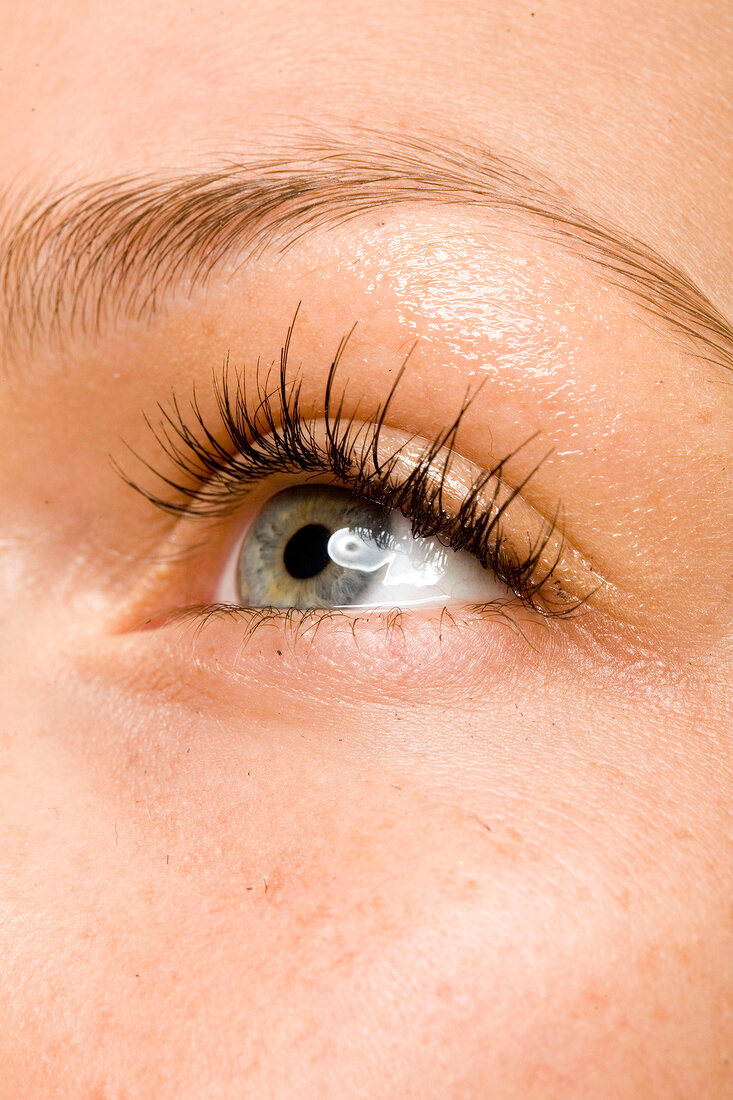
[1,127,732,372]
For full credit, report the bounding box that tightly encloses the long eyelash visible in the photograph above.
[118,308,578,616]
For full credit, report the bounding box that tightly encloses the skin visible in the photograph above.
[1,1,732,1097]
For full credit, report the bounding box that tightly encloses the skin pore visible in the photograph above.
[0,2,732,1097]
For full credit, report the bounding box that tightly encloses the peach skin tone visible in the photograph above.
[0,2,731,1097]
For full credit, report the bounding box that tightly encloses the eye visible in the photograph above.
[117,324,598,633]
[218,483,511,610]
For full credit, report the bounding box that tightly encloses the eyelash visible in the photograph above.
[120,315,576,621]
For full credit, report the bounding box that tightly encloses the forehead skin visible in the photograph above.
[1,3,732,1099]
[2,0,732,321]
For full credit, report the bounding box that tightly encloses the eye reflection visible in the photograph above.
[228,484,511,610]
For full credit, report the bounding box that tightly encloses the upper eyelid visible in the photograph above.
[117,317,497,521]
[1,128,732,377]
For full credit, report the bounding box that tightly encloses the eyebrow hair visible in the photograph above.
[1,128,732,372]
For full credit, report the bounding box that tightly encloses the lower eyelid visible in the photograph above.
[121,598,659,728]
[113,596,551,684]
[97,577,653,718]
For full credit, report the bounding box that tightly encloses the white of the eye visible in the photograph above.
[327,512,509,608]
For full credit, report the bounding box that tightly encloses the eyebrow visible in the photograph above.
[1,128,732,372]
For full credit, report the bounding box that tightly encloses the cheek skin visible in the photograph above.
[1,652,731,1098]
[0,601,730,1096]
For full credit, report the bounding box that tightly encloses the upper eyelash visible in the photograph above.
[118,307,578,616]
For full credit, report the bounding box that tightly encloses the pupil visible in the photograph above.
[283,524,332,580]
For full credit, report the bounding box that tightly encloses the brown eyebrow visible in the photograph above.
[1,128,732,371]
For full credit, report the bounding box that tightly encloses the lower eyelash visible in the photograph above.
[118,308,580,617]
[141,599,541,653]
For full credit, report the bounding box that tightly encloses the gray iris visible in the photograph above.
[237,485,392,609]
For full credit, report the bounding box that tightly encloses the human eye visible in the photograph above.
[116,313,596,642]
[217,483,507,611]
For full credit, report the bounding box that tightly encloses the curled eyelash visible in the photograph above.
[119,309,582,617]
